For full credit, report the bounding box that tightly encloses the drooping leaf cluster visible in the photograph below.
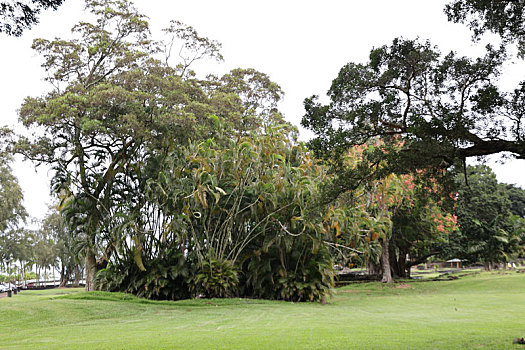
[95,125,337,302]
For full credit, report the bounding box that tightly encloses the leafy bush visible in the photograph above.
[96,125,337,303]
[243,237,334,302]
[190,259,239,298]
[95,251,190,300]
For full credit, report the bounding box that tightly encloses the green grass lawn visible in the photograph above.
[1,272,524,349]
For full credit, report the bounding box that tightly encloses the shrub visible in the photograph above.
[189,259,239,298]
[95,251,190,300]
[243,237,334,302]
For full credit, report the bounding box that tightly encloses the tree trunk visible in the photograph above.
[74,264,81,287]
[367,260,381,276]
[389,243,400,278]
[381,237,393,283]
[396,253,408,278]
[23,261,26,287]
[59,264,69,288]
[59,265,65,287]
[85,252,97,291]
[400,247,411,278]
[389,243,408,279]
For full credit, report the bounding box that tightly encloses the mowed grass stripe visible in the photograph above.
[1,272,524,349]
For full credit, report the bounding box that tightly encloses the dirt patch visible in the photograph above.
[394,283,412,289]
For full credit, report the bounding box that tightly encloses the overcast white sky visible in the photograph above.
[1,0,524,222]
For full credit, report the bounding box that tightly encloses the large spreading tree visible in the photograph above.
[303,1,525,186]
[300,1,525,281]
[302,37,525,176]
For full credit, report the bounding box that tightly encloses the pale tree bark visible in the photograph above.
[381,237,393,283]
[23,261,26,287]
[85,252,97,291]
[73,264,81,287]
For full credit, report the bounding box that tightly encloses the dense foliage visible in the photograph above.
[15,0,289,292]
[5,0,525,300]
[13,0,338,301]
[300,0,525,279]
[302,37,525,177]
[0,161,27,274]
[444,165,525,268]
[95,127,337,301]
[328,143,458,282]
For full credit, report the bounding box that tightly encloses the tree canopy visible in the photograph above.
[328,143,458,282]
[302,37,525,178]
[13,0,338,300]
[445,0,525,56]
[300,1,525,280]
[0,0,64,36]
